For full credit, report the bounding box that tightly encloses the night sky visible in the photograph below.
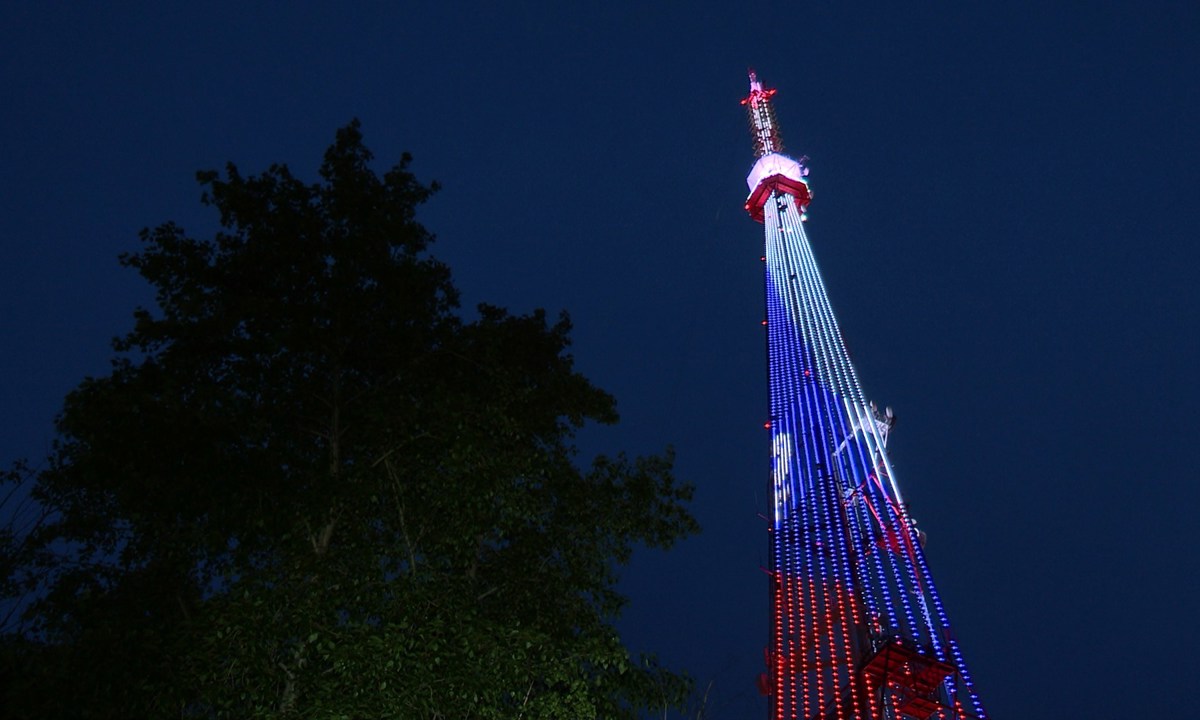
[3,3,1199,718]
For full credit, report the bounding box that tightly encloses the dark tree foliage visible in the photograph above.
[0,122,698,718]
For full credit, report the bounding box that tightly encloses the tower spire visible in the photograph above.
[742,69,782,157]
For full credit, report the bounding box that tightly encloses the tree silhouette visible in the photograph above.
[1,121,698,719]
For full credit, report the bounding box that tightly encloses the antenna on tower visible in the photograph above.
[741,69,782,157]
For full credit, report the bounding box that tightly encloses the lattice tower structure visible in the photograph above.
[742,71,988,720]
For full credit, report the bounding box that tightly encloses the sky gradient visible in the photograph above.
[3,3,1198,717]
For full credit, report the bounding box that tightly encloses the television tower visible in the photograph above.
[743,71,987,720]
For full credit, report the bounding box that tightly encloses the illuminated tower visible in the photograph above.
[744,71,988,720]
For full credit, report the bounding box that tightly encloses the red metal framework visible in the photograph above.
[745,173,812,223]
[861,638,955,720]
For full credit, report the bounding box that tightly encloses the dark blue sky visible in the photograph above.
[3,3,1198,717]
